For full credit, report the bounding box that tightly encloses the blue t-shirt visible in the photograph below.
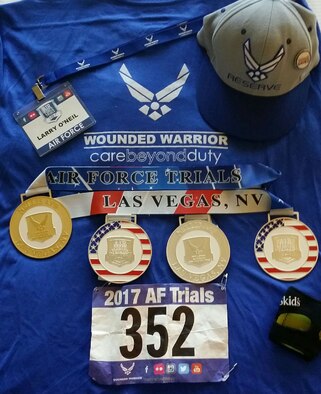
[0,1,321,393]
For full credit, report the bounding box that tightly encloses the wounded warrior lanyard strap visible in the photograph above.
[33,17,204,98]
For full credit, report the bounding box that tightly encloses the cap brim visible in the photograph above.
[197,57,311,141]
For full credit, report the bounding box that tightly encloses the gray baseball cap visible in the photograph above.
[197,0,320,140]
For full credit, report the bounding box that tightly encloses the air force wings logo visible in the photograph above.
[243,39,285,82]
[119,63,190,120]
[120,362,135,376]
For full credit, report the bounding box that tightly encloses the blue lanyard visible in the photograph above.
[33,16,204,100]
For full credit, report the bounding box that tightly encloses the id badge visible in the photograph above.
[14,82,96,156]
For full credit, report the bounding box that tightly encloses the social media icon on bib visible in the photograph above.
[178,363,189,375]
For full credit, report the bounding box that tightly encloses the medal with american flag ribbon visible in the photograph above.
[254,212,319,281]
[88,217,152,284]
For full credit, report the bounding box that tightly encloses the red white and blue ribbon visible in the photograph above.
[22,165,289,218]
[56,189,273,217]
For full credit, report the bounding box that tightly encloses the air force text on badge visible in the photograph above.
[37,114,85,149]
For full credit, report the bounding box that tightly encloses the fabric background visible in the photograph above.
[0,1,320,393]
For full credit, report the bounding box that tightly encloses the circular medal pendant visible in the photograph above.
[166,220,230,284]
[88,220,152,284]
[9,196,72,259]
[254,217,319,281]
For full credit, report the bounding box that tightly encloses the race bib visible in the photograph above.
[89,282,230,385]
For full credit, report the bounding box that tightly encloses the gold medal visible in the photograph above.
[9,195,72,259]
[166,215,230,284]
